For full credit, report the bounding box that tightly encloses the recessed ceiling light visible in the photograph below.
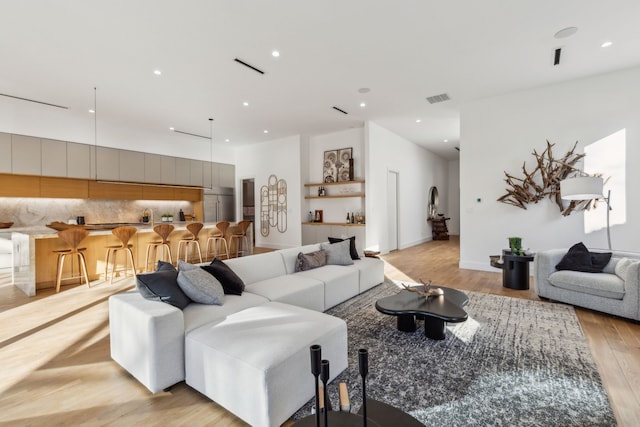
[153,69,162,76]
[360,102,366,107]
[243,101,249,106]
[169,127,175,131]
[264,130,269,134]
[444,139,448,143]
[225,138,230,142]
[358,88,371,94]
[416,119,421,123]
[554,27,578,39]
[601,41,613,48]
[88,109,95,114]
[272,50,280,57]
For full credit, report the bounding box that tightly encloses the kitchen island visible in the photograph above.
[11,222,253,296]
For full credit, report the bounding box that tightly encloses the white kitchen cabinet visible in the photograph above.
[41,138,67,177]
[219,163,235,188]
[119,150,145,183]
[0,132,11,173]
[190,159,203,187]
[175,157,190,186]
[144,153,161,183]
[11,134,41,175]
[67,142,92,179]
[96,146,119,181]
[160,155,175,184]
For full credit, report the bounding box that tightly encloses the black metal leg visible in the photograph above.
[424,317,446,340]
[397,314,416,332]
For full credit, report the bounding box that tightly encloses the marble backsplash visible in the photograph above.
[0,198,195,227]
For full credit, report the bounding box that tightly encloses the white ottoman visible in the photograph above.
[185,301,348,427]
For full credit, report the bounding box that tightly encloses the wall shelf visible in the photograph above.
[304,180,364,187]
[305,193,365,199]
[302,222,365,226]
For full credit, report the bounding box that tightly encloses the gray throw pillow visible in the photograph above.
[321,240,354,266]
[178,260,199,272]
[614,257,639,281]
[295,250,328,272]
[177,268,225,305]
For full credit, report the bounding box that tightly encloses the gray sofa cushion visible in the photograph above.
[178,268,225,305]
[321,240,354,266]
[549,270,625,300]
[295,250,327,272]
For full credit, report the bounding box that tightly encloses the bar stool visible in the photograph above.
[104,226,137,283]
[53,227,90,293]
[177,222,203,263]
[144,224,174,272]
[229,220,251,257]
[205,221,230,260]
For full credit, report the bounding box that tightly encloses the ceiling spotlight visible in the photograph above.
[88,109,95,114]
[601,41,613,48]
[153,69,162,76]
[416,119,422,123]
[243,101,249,106]
[358,88,371,94]
[225,138,230,142]
[360,102,366,107]
[272,50,280,57]
[263,130,269,134]
[554,27,578,39]
[444,139,448,143]
[169,127,175,131]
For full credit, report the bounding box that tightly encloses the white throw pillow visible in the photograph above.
[177,268,225,305]
[320,240,354,266]
[613,257,639,281]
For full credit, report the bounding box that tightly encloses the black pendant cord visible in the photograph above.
[310,345,322,427]
[358,349,369,427]
[321,360,330,427]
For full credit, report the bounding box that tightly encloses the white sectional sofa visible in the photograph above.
[109,242,384,427]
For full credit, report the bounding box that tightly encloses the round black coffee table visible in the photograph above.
[291,398,424,426]
[375,286,468,340]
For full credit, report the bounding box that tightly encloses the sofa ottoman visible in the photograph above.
[185,301,348,427]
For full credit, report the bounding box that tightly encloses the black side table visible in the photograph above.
[490,250,535,290]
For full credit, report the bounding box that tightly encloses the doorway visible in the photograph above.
[387,171,399,252]
[242,178,255,244]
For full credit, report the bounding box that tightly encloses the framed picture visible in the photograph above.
[337,147,353,181]
[323,150,338,183]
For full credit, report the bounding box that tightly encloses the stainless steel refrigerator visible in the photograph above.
[203,188,235,222]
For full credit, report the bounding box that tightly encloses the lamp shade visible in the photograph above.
[560,176,603,200]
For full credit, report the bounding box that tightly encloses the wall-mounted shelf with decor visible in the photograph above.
[304,179,365,187]
[302,222,365,227]
[305,194,365,199]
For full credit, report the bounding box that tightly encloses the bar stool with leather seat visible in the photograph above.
[144,223,174,272]
[104,226,137,283]
[53,227,90,293]
[205,221,230,260]
[228,220,251,258]
[177,222,203,263]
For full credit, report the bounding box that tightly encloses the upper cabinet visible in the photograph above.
[96,146,119,181]
[144,153,161,183]
[67,142,93,179]
[12,134,41,175]
[41,138,67,177]
[0,133,11,173]
[119,150,145,183]
[0,131,235,189]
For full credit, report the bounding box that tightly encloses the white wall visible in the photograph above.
[460,66,640,272]
[447,159,460,235]
[235,135,302,249]
[366,121,451,253]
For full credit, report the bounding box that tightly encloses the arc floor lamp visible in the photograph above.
[560,175,612,250]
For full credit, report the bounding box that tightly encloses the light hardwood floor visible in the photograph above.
[0,238,638,426]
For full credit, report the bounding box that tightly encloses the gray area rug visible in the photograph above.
[293,281,616,426]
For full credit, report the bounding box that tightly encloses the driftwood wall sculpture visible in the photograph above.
[497,141,600,216]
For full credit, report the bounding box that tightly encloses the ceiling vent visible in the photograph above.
[234,58,265,75]
[332,106,349,115]
[426,93,450,104]
[172,129,211,140]
[0,93,68,109]
[553,48,562,66]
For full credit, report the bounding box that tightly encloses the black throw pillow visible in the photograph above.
[201,258,245,295]
[136,270,191,309]
[157,260,177,272]
[590,251,613,272]
[555,242,611,273]
[328,236,360,260]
